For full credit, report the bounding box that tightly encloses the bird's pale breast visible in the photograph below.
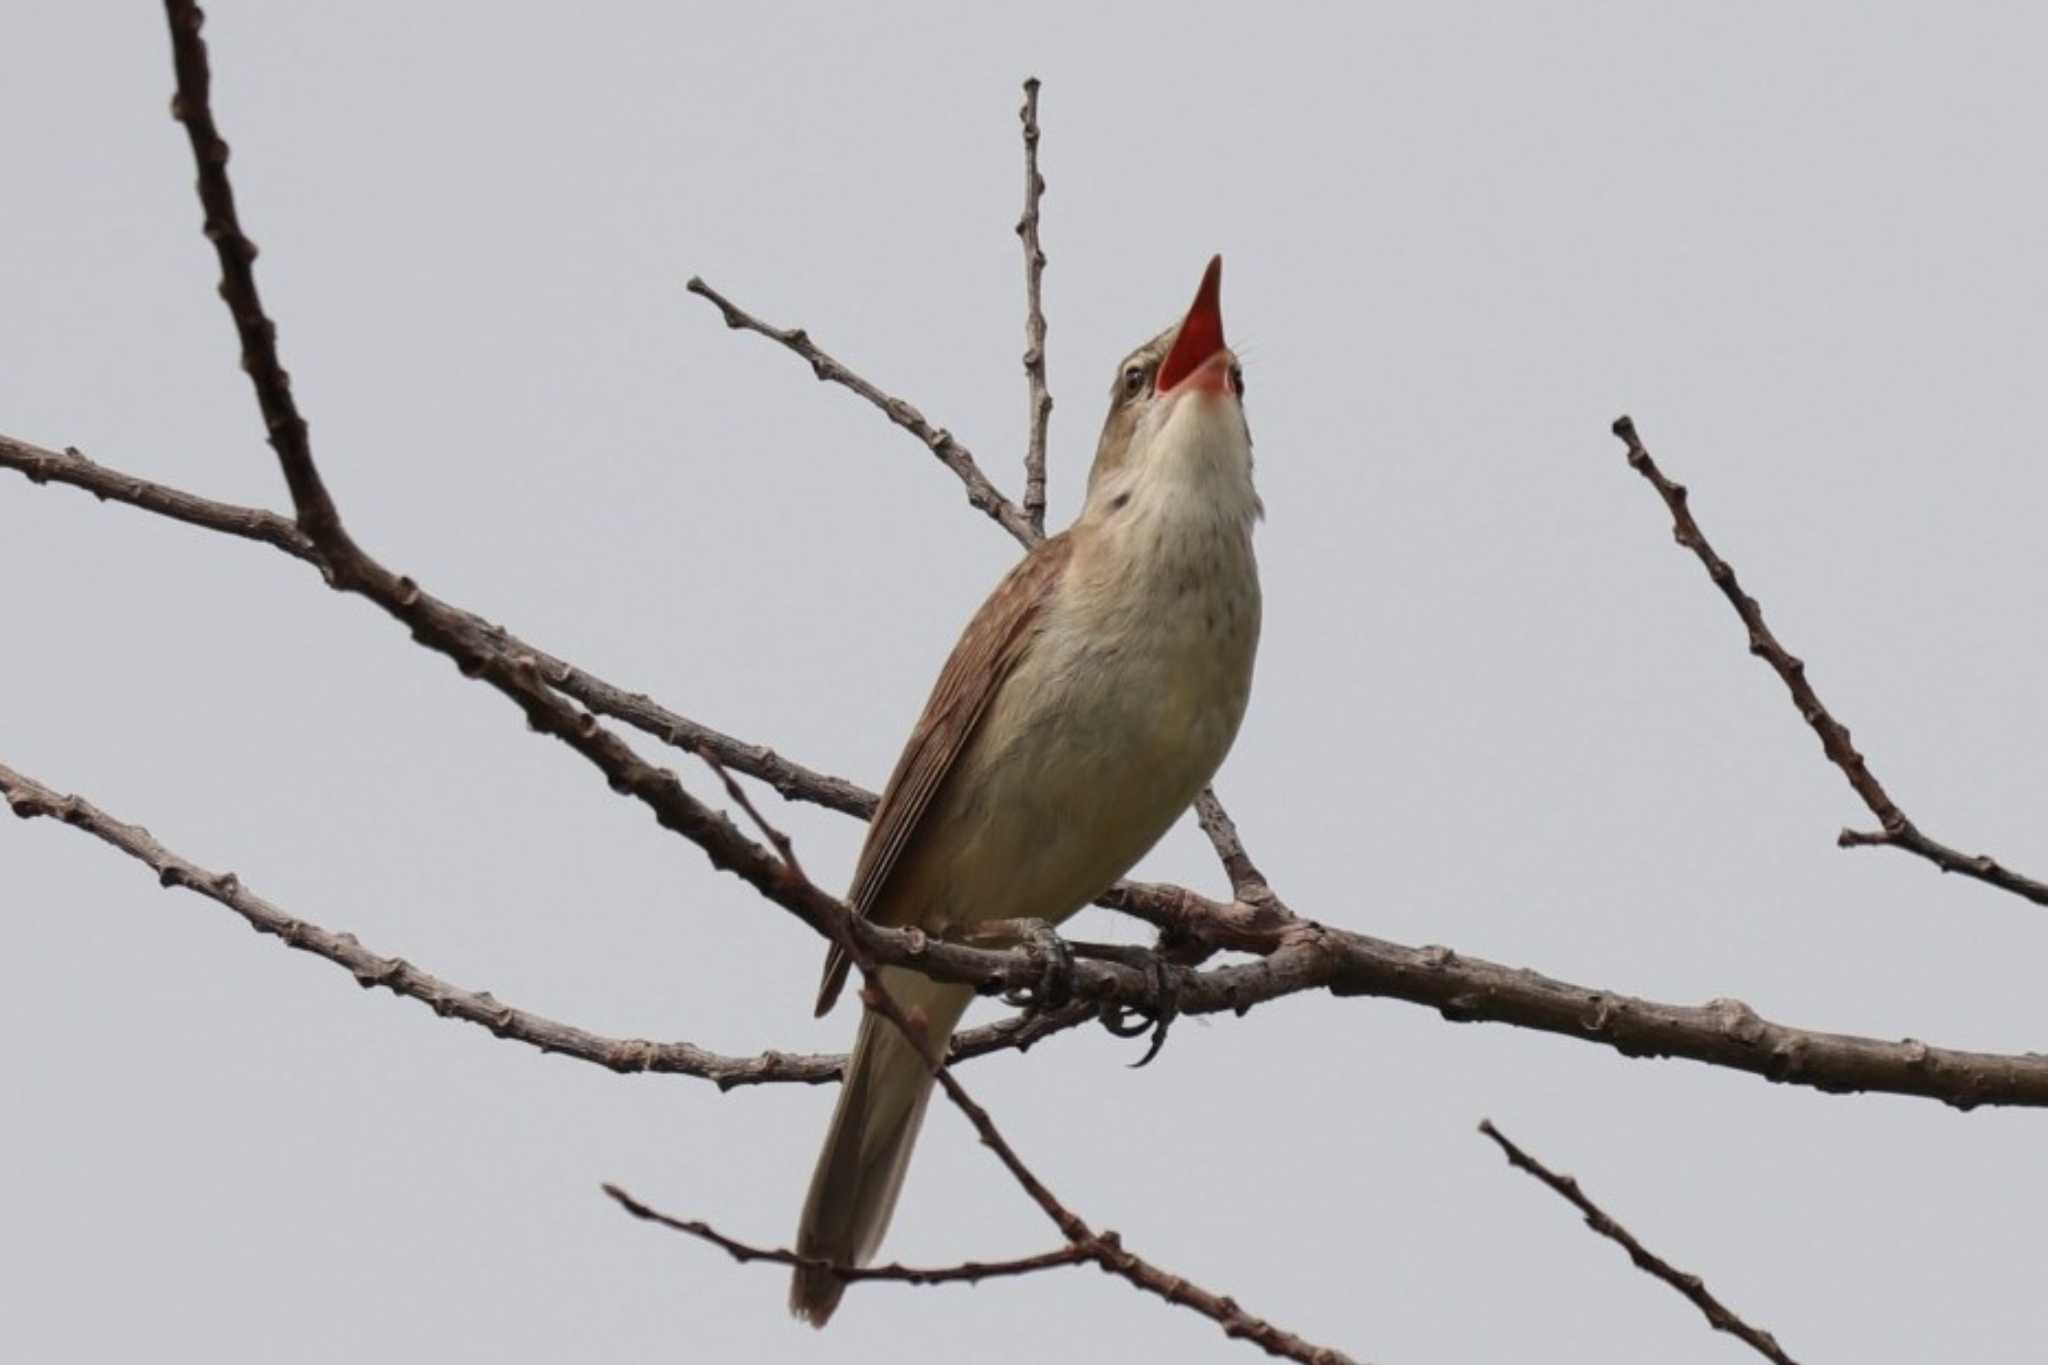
[897,496,1260,937]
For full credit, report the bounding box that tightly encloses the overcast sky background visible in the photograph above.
[6,4,2047,1362]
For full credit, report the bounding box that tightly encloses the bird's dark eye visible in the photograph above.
[1228,363,1246,398]
[1122,364,1147,396]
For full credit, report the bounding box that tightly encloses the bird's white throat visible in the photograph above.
[1085,389,1262,537]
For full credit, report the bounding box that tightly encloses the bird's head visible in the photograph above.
[1085,255,1255,513]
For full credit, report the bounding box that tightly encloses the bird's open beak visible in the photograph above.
[1155,255,1228,395]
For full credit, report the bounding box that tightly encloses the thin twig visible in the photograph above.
[1016,76,1052,536]
[929,1054,1361,1365]
[697,750,806,881]
[686,276,1040,548]
[1479,1120,1799,1365]
[1195,787,1270,900]
[163,0,339,545]
[0,760,1085,1086]
[1613,415,2048,907]
[604,1184,1089,1285]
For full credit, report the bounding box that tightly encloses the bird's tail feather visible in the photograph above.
[789,967,973,1327]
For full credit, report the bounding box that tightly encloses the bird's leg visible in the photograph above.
[965,917,1076,1011]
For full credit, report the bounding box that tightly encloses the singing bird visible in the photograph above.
[791,256,1262,1326]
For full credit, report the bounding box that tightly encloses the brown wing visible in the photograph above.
[813,532,1074,1016]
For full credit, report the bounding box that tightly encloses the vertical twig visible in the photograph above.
[1195,788,1270,901]
[1016,77,1052,537]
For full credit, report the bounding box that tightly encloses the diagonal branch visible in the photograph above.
[0,760,1088,1086]
[1613,415,2048,907]
[686,276,1040,548]
[156,6,924,981]
[1016,76,1052,536]
[163,0,338,543]
[1479,1120,1799,1365]
[0,433,875,821]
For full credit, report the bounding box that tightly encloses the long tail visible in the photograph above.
[790,967,973,1327]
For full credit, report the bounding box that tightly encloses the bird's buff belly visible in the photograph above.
[905,626,1253,935]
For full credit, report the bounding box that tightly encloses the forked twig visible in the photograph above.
[686,277,1039,548]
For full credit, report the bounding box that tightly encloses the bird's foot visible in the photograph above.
[970,918,1077,1012]
[1084,947,1180,1068]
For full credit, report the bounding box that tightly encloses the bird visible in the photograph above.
[791,255,1262,1326]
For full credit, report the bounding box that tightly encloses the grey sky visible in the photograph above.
[6,3,2046,1361]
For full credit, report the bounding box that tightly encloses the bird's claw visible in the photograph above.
[999,920,1076,1012]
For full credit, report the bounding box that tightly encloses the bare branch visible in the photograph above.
[1479,1120,1799,1365]
[0,433,876,822]
[928,1054,1362,1365]
[0,435,315,554]
[0,757,1089,1080]
[1613,415,2048,908]
[0,760,1086,1086]
[543,652,876,818]
[686,276,1040,548]
[1016,76,1052,536]
[21,711,2047,1112]
[151,6,908,988]
[604,1183,1089,1284]
[16,421,2048,1110]
[0,760,820,1086]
